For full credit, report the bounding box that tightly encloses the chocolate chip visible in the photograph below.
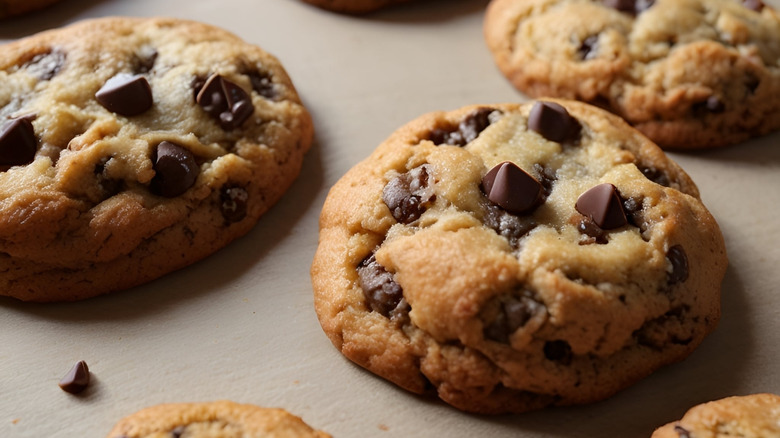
[533,163,557,198]
[577,216,608,245]
[382,165,436,224]
[666,245,689,284]
[429,108,496,146]
[58,361,90,394]
[132,47,158,74]
[543,340,573,364]
[247,71,276,99]
[220,186,249,223]
[95,74,153,116]
[622,196,649,237]
[743,0,765,11]
[575,183,627,229]
[357,254,408,320]
[150,141,199,197]
[528,101,581,143]
[745,74,760,94]
[0,118,37,166]
[484,204,537,249]
[674,425,691,438]
[603,0,655,14]
[578,35,599,60]
[196,74,254,130]
[25,49,65,80]
[483,291,545,343]
[171,426,186,438]
[94,157,123,196]
[637,165,671,187]
[482,162,543,215]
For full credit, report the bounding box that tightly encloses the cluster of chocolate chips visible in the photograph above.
[195,73,255,131]
[382,165,436,224]
[357,254,409,321]
[428,107,497,146]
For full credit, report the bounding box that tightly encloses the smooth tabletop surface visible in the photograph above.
[1,0,779,437]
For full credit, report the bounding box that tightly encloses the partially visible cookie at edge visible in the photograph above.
[105,401,331,438]
[301,0,415,13]
[311,99,727,413]
[0,17,313,301]
[0,0,62,19]
[651,393,780,438]
[484,0,780,148]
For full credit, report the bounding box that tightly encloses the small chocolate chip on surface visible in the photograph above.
[429,107,496,146]
[528,101,581,143]
[25,49,65,80]
[0,118,37,166]
[96,74,153,116]
[220,186,249,223]
[357,254,408,320]
[248,71,276,99]
[483,291,545,343]
[666,245,689,284]
[674,425,692,438]
[577,35,599,60]
[58,360,90,394]
[196,74,254,130]
[482,162,543,215]
[151,141,199,197]
[575,183,627,229]
[577,216,607,244]
[637,164,671,187]
[382,165,436,224]
[743,0,765,11]
[543,340,573,364]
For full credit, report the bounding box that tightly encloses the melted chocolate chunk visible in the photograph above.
[575,183,627,229]
[58,361,90,394]
[150,141,199,197]
[248,70,276,99]
[528,101,581,143]
[666,245,689,284]
[95,74,153,116]
[578,35,599,60]
[196,74,254,130]
[382,165,436,224]
[674,425,691,438]
[94,157,123,196]
[543,340,573,365]
[25,49,65,80]
[533,163,557,198]
[429,107,496,146]
[603,0,655,14]
[483,291,545,343]
[0,118,37,166]
[745,74,760,94]
[743,0,765,12]
[220,186,249,223]
[132,47,158,74]
[622,196,649,237]
[482,162,543,215]
[357,254,408,320]
[638,164,671,187]
[171,426,185,438]
[484,204,537,249]
[577,216,608,245]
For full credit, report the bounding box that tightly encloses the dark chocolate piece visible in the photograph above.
[575,183,627,229]
[674,425,691,438]
[429,108,496,146]
[248,71,276,99]
[220,186,249,223]
[95,74,153,116]
[0,118,37,166]
[25,49,65,80]
[196,74,254,130]
[528,101,581,143]
[58,360,90,394]
[666,245,689,284]
[603,0,655,14]
[543,340,573,365]
[638,164,671,187]
[382,165,436,224]
[151,141,199,197]
[132,47,158,74]
[357,254,408,320]
[578,35,599,60]
[484,204,537,249]
[482,162,543,215]
[483,291,545,344]
[577,216,607,244]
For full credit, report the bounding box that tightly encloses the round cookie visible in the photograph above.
[301,0,414,13]
[484,0,780,149]
[0,0,62,19]
[651,394,780,438]
[311,99,727,414]
[105,401,331,438]
[0,17,313,302]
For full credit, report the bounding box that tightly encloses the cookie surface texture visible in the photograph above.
[311,99,727,414]
[484,0,780,148]
[0,17,313,301]
[105,401,331,438]
[651,393,780,438]
[301,0,414,13]
[0,0,62,19]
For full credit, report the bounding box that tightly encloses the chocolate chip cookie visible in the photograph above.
[0,0,62,19]
[484,0,780,148]
[105,401,331,438]
[301,0,414,13]
[651,394,780,438]
[0,17,313,301]
[311,99,726,413]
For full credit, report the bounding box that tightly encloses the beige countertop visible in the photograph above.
[1,0,779,436]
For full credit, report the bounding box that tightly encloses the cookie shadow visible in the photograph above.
[469,264,752,437]
[0,139,325,322]
[0,0,108,39]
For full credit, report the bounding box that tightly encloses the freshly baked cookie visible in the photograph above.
[0,0,62,19]
[105,401,331,438]
[0,17,313,302]
[311,99,727,413]
[651,394,780,438]
[484,0,780,148]
[301,0,414,14]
